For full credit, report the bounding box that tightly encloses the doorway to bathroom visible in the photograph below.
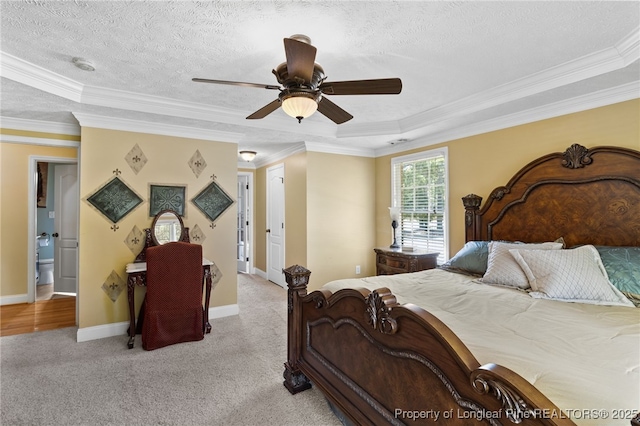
[31,157,78,312]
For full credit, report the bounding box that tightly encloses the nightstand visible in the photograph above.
[374,247,439,276]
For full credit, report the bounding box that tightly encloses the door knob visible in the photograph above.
[266,229,271,233]
[52,233,59,238]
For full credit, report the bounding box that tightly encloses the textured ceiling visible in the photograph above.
[1,1,638,162]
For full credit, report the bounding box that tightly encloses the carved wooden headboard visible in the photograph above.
[463,144,640,247]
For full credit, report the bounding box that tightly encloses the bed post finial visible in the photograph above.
[462,194,482,242]
[282,265,312,395]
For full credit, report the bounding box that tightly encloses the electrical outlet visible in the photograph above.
[355,265,361,275]
[48,211,55,219]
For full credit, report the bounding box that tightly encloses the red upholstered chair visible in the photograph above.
[142,241,205,350]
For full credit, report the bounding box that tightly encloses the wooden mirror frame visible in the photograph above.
[150,209,186,246]
[134,209,190,262]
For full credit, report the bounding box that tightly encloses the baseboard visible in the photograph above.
[253,268,267,280]
[76,303,240,343]
[0,294,28,305]
[76,321,129,343]
[209,303,240,319]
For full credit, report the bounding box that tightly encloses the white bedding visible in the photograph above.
[323,268,640,426]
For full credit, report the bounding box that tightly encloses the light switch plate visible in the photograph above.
[48,211,55,219]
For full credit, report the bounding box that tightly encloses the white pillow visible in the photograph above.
[480,241,563,289]
[509,245,634,307]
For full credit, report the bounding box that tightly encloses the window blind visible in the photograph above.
[391,149,448,264]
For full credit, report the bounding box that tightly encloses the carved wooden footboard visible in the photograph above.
[283,265,576,426]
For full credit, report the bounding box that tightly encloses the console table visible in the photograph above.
[125,258,214,349]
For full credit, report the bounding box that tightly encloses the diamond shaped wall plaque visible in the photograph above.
[192,180,234,223]
[149,184,186,217]
[125,144,147,175]
[124,225,145,255]
[86,176,143,224]
[102,270,126,302]
[190,224,206,244]
[188,150,207,178]
[209,262,222,291]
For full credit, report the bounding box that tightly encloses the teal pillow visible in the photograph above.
[439,241,489,276]
[595,246,640,304]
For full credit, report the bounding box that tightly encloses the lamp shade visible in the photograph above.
[239,150,257,162]
[282,95,318,122]
[389,207,400,222]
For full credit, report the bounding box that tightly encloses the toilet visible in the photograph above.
[38,261,54,285]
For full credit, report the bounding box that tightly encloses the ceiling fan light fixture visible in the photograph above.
[239,150,257,162]
[281,93,318,123]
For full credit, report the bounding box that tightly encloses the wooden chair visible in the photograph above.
[142,241,205,350]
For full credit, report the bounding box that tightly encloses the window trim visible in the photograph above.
[390,147,450,263]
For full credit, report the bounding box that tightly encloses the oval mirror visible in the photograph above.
[151,209,184,245]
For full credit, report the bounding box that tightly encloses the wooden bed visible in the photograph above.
[283,144,640,426]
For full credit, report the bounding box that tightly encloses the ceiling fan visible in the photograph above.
[193,35,402,124]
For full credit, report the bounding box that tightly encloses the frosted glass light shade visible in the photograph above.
[282,96,318,121]
[239,150,257,162]
[389,207,400,222]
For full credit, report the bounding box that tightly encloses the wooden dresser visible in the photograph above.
[374,247,439,275]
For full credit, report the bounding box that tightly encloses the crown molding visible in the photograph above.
[0,51,83,102]
[254,143,307,168]
[375,82,640,157]
[336,119,403,139]
[616,26,640,66]
[398,45,636,136]
[81,85,242,123]
[304,141,375,158]
[0,116,80,135]
[72,112,243,143]
[0,134,80,147]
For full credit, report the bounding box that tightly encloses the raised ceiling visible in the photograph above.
[1,1,638,163]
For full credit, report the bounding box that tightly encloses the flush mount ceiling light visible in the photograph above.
[72,57,95,71]
[239,150,257,162]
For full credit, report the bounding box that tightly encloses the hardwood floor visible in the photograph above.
[0,296,76,337]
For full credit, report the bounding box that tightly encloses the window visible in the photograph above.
[391,148,448,264]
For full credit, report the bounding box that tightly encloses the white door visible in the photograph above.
[267,164,285,287]
[237,175,249,273]
[53,164,78,294]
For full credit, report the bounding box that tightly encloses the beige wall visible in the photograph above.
[255,151,375,290]
[0,139,78,297]
[376,99,640,256]
[78,127,238,328]
[306,152,376,288]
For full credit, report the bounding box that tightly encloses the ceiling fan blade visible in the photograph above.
[319,78,402,95]
[283,38,317,84]
[246,99,281,120]
[192,78,280,90]
[317,97,353,124]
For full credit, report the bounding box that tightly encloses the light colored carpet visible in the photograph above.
[0,274,341,426]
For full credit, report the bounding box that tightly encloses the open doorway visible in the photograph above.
[237,172,253,274]
[29,157,78,317]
